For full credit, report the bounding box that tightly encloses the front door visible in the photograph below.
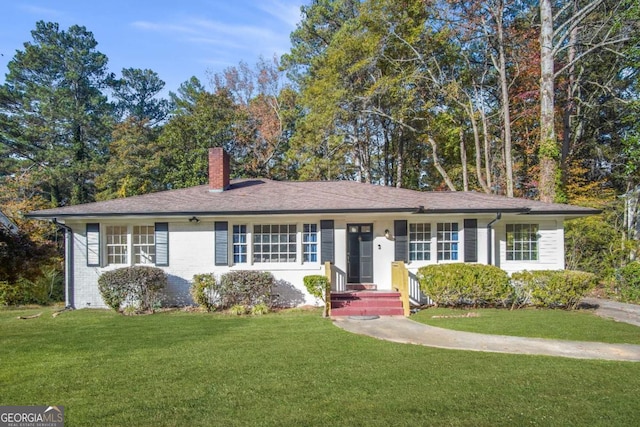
[347,224,374,283]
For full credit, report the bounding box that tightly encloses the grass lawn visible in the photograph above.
[411,306,640,344]
[1,306,639,426]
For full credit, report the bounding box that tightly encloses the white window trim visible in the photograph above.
[302,223,319,264]
[232,224,248,265]
[505,223,540,262]
[103,224,157,267]
[405,221,464,265]
[133,225,156,265]
[409,222,432,262]
[228,221,321,267]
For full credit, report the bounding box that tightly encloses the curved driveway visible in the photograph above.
[333,298,640,362]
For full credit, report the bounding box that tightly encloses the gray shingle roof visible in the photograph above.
[27,178,600,218]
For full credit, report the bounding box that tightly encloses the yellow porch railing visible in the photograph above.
[391,261,411,317]
[324,261,332,317]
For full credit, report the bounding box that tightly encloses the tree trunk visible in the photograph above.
[539,0,558,203]
[428,136,456,191]
[496,4,514,197]
[480,105,493,192]
[459,128,469,191]
[468,104,490,193]
[396,135,404,188]
[561,0,578,184]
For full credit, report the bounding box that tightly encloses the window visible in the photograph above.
[506,224,539,261]
[409,223,431,261]
[253,224,297,263]
[106,225,128,265]
[133,225,155,264]
[303,224,318,262]
[233,225,247,263]
[437,222,459,261]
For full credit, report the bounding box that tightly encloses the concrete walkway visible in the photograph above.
[582,297,640,327]
[333,298,640,362]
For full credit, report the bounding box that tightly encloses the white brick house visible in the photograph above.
[28,148,599,309]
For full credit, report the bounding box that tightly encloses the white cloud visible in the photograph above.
[131,21,200,35]
[189,18,275,40]
[19,4,64,18]
[129,3,302,74]
[257,0,303,29]
[186,37,245,50]
[132,16,289,55]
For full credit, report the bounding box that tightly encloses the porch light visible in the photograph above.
[384,229,393,240]
[189,216,200,223]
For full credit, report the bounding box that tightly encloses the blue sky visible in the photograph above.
[0,1,306,94]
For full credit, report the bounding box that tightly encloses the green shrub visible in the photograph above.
[251,303,270,316]
[219,270,274,309]
[615,262,640,303]
[230,304,248,316]
[303,275,329,302]
[97,266,167,313]
[0,281,15,306]
[0,265,64,306]
[190,273,220,311]
[511,270,597,309]
[417,264,512,307]
[303,274,330,317]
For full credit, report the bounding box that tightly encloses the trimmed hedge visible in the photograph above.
[417,264,512,307]
[98,266,167,312]
[418,265,596,310]
[190,271,275,312]
[510,270,597,309]
[219,271,274,309]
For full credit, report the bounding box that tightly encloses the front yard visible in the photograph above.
[1,306,639,426]
[412,306,640,344]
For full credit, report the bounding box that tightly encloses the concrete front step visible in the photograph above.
[346,283,378,291]
[330,291,404,317]
[332,301,403,310]
[331,291,401,300]
[330,306,405,316]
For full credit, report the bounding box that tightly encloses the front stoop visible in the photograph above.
[330,291,404,317]
[346,283,378,291]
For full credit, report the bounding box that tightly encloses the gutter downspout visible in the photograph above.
[52,219,74,309]
[486,212,502,266]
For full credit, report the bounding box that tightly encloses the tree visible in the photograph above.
[155,82,239,188]
[538,0,632,202]
[95,118,164,200]
[210,57,298,179]
[0,21,112,206]
[111,68,170,125]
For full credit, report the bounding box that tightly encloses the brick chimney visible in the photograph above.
[208,147,230,192]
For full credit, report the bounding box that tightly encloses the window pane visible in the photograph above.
[233,224,248,264]
[409,223,431,261]
[506,224,539,262]
[436,222,458,262]
[133,225,155,265]
[106,226,129,265]
[253,224,297,263]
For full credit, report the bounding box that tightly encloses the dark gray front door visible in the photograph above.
[347,224,374,283]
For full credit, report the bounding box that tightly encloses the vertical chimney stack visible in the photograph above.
[208,147,230,192]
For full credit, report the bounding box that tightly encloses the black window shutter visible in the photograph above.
[464,219,478,262]
[320,220,334,263]
[215,221,228,266]
[86,223,100,266]
[155,222,169,266]
[394,220,408,262]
